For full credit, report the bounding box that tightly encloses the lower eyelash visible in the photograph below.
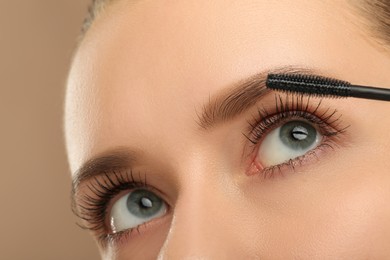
[105,221,149,247]
[260,140,338,179]
[244,94,349,178]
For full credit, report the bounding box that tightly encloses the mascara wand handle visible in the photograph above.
[350,85,390,101]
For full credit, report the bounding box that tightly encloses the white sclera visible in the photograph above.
[110,191,167,233]
[257,125,322,167]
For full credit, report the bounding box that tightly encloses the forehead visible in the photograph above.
[65,0,360,172]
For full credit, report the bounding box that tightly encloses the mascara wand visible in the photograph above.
[266,73,390,101]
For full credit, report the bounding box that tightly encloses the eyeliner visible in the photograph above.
[266,73,390,102]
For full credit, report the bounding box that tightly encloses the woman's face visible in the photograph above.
[66,0,390,258]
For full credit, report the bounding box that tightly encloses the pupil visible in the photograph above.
[141,197,153,208]
[279,120,317,150]
[291,126,308,140]
[127,189,163,218]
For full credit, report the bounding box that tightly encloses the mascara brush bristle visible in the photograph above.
[266,73,352,98]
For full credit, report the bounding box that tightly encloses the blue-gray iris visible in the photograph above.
[279,121,317,150]
[127,189,163,218]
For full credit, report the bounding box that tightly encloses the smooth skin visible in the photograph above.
[65,0,390,259]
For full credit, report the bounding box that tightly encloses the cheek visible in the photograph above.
[239,158,390,258]
[304,182,390,257]
[287,135,390,256]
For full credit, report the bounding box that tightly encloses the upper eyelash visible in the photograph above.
[73,170,148,242]
[245,94,348,145]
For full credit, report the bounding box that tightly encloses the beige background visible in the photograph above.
[0,1,100,259]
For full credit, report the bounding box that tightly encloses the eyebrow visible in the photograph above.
[197,66,313,129]
[72,65,314,194]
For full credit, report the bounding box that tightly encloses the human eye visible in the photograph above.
[245,95,349,177]
[73,171,169,246]
[110,188,167,233]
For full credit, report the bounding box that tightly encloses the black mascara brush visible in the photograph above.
[266,73,390,101]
